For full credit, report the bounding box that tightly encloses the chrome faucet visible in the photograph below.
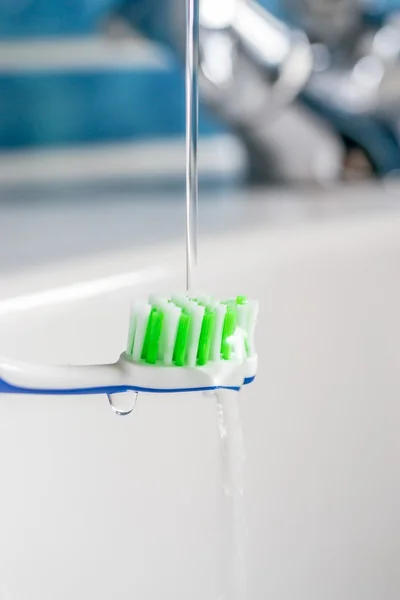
[194,0,314,180]
[119,0,350,182]
[282,0,362,49]
[198,0,312,113]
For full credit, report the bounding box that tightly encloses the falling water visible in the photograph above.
[215,389,248,600]
[110,3,248,597]
[185,0,199,292]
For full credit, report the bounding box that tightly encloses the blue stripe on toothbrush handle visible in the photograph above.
[0,376,256,396]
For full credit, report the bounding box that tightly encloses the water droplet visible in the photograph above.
[107,391,138,416]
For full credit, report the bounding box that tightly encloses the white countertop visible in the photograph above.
[1,181,399,280]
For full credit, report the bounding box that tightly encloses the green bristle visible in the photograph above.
[197,307,216,366]
[173,310,191,366]
[141,308,162,363]
[145,309,164,364]
[221,305,237,360]
[236,295,247,305]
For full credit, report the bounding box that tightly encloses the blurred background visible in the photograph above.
[2,7,400,600]
[2,0,400,275]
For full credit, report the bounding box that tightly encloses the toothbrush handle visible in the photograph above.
[0,355,259,396]
[0,357,124,396]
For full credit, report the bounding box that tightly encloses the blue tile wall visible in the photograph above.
[0,64,224,148]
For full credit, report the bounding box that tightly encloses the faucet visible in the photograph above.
[198,0,312,127]
[297,2,400,176]
[282,0,363,50]
[189,0,315,181]
[118,0,400,179]
[117,0,317,182]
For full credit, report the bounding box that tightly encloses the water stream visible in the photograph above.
[185,0,199,292]
[215,389,248,600]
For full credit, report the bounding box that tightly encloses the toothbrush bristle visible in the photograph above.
[126,294,258,367]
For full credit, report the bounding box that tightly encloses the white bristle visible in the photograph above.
[228,326,246,361]
[171,294,191,311]
[186,302,205,367]
[246,300,259,357]
[210,302,226,362]
[126,306,137,357]
[148,294,165,307]
[207,299,217,308]
[163,303,182,366]
[131,302,152,362]
[196,294,211,305]
[236,303,248,330]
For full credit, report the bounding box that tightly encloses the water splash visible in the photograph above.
[107,391,138,416]
[215,388,248,600]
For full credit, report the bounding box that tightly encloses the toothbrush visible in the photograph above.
[0,295,258,396]
[0,4,259,399]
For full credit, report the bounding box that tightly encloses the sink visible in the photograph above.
[0,191,399,600]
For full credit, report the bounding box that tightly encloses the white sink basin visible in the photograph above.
[0,198,399,600]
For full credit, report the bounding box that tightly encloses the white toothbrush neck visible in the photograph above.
[0,357,121,394]
[0,355,257,396]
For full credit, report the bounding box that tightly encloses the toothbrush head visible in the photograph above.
[122,294,258,392]
[0,294,258,398]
